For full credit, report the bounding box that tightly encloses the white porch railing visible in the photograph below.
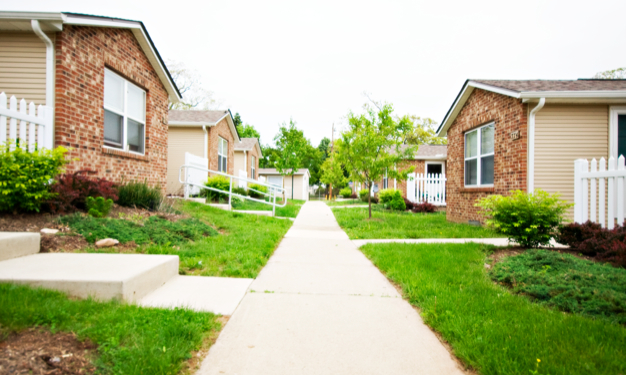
[0,92,53,151]
[407,173,446,205]
[574,156,626,229]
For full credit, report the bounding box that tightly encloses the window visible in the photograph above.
[103,69,146,154]
[251,156,256,179]
[426,162,444,175]
[383,169,388,189]
[464,123,494,186]
[218,137,228,173]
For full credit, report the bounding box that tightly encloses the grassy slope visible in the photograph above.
[138,201,292,278]
[361,242,626,375]
[231,198,304,218]
[333,208,501,239]
[0,283,221,375]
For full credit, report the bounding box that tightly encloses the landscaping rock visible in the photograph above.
[95,238,119,248]
[40,228,59,235]
[484,263,492,269]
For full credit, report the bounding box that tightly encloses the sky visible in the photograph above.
[5,0,626,146]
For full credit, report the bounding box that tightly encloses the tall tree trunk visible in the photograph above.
[368,183,372,219]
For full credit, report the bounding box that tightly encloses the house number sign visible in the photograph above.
[510,130,520,140]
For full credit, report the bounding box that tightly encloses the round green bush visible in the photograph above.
[389,191,406,211]
[339,187,352,198]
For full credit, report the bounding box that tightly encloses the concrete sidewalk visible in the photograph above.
[197,201,465,375]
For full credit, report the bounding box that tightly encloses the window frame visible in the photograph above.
[102,68,146,155]
[218,136,228,173]
[610,106,626,160]
[251,155,256,179]
[425,161,445,176]
[464,122,495,188]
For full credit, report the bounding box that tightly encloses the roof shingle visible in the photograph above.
[473,79,626,93]
[168,110,228,124]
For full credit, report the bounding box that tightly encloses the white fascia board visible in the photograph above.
[436,85,474,137]
[468,81,521,99]
[520,91,626,99]
[410,156,447,161]
[255,141,263,158]
[168,121,216,127]
[0,11,65,22]
[63,14,139,29]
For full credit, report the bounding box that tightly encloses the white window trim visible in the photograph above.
[103,68,146,156]
[383,169,388,189]
[251,156,256,179]
[609,106,626,160]
[425,161,445,175]
[218,136,228,173]
[464,122,495,188]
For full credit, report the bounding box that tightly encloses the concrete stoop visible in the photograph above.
[0,232,250,315]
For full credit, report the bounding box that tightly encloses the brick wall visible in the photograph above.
[208,117,235,175]
[54,26,169,188]
[446,88,528,223]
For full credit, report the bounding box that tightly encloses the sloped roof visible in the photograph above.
[234,137,263,158]
[414,144,447,158]
[168,110,228,124]
[473,79,626,92]
[437,79,626,136]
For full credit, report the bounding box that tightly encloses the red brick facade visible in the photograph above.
[247,146,260,179]
[54,26,170,187]
[446,89,528,223]
[207,118,235,176]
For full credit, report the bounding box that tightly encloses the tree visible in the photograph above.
[405,116,447,145]
[336,102,417,218]
[317,137,331,161]
[320,151,346,196]
[167,60,219,110]
[273,119,309,200]
[260,144,279,168]
[233,112,261,140]
[594,67,626,79]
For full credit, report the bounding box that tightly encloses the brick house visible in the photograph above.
[0,12,182,188]
[166,110,240,195]
[351,144,447,199]
[436,79,626,223]
[234,138,262,180]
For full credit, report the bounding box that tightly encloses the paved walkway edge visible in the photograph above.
[352,238,568,248]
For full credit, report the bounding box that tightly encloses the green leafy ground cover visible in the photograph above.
[138,201,292,278]
[0,283,221,375]
[360,242,626,375]
[491,250,626,324]
[231,198,304,218]
[333,208,501,239]
[60,214,217,245]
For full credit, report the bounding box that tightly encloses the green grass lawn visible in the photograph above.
[325,199,369,206]
[0,283,221,375]
[231,198,305,218]
[332,208,500,239]
[360,242,626,375]
[491,249,626,324]
[92,201,292,278]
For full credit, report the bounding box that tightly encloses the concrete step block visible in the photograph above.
[0,232,40,262]
[0,253,179,302]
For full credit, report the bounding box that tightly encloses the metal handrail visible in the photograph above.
[178,164,287,215]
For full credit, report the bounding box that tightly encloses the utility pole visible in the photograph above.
[328,123,334,200]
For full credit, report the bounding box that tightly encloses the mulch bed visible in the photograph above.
[488,246,595,266]
[0,328,97,374]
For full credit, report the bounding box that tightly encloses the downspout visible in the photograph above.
[202,125,208,159]
[31,20,54,108]
[528,97,545,193]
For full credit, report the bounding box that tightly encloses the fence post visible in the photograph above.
[608,157,616,229]
[9,95,16,150]
[618,155,625,225]
[590,159,597,223]
[19,99,26,149]
[43,105,53,150]
[599,158,606,228]
[574,159,585,223]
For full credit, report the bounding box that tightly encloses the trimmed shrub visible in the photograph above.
[389,191,406,211]
[476,189,572,248]
[232,187,248,197]
[378,188,399,205]
[339,187,352,198]
[350,193,358,199]
[557,221,626,267]
[203,175,230,202]
[403,197,415,211]
[248,183,268,199]
[413,201,437,213]
[0,143,69,213]
[86,196,114,218]
[359,189,369,202]
[117,180,162,210]
[46,170,118,213]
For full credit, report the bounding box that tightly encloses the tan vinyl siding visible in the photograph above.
[534,104,609,217]
[0,32,52,105]
[167,127,206,195]
[234,151,246,177]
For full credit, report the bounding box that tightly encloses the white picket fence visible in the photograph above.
[0,92,54,151]
[574,156,626,229]
[184,152,209,196]
[406,173,446,205]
